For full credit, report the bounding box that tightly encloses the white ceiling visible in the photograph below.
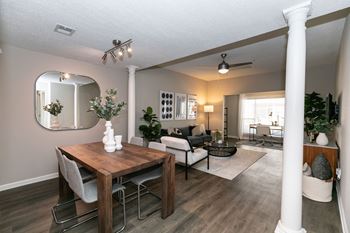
[165,18,346,81]
[0,0,349,70]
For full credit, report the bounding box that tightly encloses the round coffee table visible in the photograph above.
[204,142,237,157]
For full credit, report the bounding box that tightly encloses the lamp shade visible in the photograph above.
[204,105,214,113]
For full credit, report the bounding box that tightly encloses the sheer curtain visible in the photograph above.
[238,91,285,139]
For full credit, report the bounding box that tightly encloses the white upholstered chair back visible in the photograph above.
[161,136,207,165]
[55,147,68,180]
[148,141,166,152]
[256,125,271,136]
[63,155,85,201]
[130,136,144,146]
[160,136,191,151]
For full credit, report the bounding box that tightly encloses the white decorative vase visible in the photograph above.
[114,135,123,151]
[103,121,112,144]
[316,132,328,146]
[51,115,60,129]
[104,128,116,152]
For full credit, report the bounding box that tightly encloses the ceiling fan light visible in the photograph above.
[218,61,229,74]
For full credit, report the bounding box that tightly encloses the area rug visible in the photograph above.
[236,140,283,150]
[192,148,267,180]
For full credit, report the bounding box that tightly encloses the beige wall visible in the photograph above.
[135,68,207,134]
[335,15,350,232]
[207,65,336,131]
[0,44,128,187]
[78,82,100,128]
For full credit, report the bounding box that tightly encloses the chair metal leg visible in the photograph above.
[137,184,161,220]
[60,190,127,233]
[51,197,83,224]
[114,189,127,233]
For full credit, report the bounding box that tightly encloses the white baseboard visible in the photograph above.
[228,135,240,139]
[0,172,58,192]
[336,181,349,233]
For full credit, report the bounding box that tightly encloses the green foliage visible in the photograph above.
[89,89,126,121]
[43,99,63,116]
[214,130,222,141]
[304,92,326,134]
[313,118,331,133]
[139,106,162,142]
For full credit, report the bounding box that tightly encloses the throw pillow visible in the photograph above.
[168,127,182,136]
[311,154,333,180]
[192,124,206,136]
[192,125,202,136]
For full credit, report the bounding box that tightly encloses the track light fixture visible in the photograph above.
[101,39,133,64]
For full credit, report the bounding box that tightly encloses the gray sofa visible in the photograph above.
[160,125,212,147]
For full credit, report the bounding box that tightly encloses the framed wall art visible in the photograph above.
[175,93,187,120]
[159,91,174,121]
[187,94,197,120]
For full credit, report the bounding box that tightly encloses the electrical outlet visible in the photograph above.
[336,168,341,180]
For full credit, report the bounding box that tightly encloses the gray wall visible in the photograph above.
[0,44,128,186]
[207,65,336,131]
[224,95,239,138]
[335,15,350,232]
[135,68,207,135]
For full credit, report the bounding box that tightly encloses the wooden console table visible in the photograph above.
[303,141,338,179]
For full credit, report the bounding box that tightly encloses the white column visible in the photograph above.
[127,65,138,142]
[275,1,311,233]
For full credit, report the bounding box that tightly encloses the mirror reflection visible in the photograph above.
[35,71,100,130]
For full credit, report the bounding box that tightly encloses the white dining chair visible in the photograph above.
[256,125,272,146]
[130,136,144,146]
[51,147,95,225]
[62,155,127,232]
[128,142,166,220]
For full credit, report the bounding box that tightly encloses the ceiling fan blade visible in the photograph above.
[229,62,253,67]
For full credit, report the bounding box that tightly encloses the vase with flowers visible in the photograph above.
[89,89,126,152]
[43,100,64,129]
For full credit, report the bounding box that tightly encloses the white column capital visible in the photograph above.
[283,1,311,25]
[127,65,139,73]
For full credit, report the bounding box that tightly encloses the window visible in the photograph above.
[239,91,285,138]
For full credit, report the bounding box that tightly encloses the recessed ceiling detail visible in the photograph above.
[54,24,76,36]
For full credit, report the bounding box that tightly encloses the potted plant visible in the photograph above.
[89,89,126,151]
[139,106,162,144]
[214,130,223,144]
[304,92,326,142]
[43,99,63,128]
[313,118,334,146]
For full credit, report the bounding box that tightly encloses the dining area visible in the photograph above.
[55,140,175,233]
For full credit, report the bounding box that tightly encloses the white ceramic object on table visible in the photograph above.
[316,132,329,146]
[104,129,116,152]
[115,135,123,150]
[103,121,112,144]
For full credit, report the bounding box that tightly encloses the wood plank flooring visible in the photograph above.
[0,145,341,233]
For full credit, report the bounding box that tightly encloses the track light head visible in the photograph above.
[118,48,124,57]
[127,45,132,53]
[102,53,107,63]
[110,51,117,60]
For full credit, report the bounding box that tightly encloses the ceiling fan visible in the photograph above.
[218,53,253,74]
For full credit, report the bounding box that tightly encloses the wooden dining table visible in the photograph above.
[58,141,175,233]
